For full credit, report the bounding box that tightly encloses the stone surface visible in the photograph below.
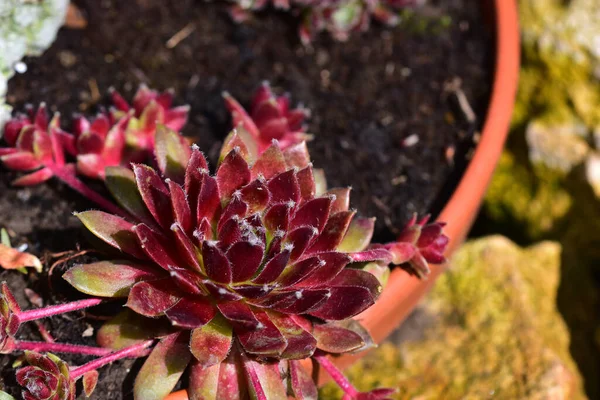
[321,236,585,399]
[0,0,68,128]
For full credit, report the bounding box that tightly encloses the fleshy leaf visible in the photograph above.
[134,332,192,400]
[289,360,318,400]
[242,354,288,400]
[188,351,247,400]
[312,323,365,353]
[269,313,316,359]
[82,370,99,398]
[154,125,190,183]
[76,211,146,259]
[97,310,173,350]
[337,217,375,252]
[309,269,382,320]
[190,314,233,368]
[133,164,172,229]
[237,312,287,356]
[63,260,161,297]
[126,279,181,317]
[104,166,155,226]
[165,297,216,329]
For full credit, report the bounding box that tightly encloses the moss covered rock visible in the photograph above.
[321,236,585,399]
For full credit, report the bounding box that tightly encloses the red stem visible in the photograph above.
[70,340,154,379]
[34,321,55,343]
[19,298,103,322]
[48,165,125,216]
[313,352,358,398]
[15,341,112,356]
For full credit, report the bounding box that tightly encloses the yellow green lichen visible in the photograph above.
[321,237,585,399]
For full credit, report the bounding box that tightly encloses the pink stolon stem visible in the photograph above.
[18,298,103,322]
[48,165,126,217]
[15,341,112,356]
[314,351,359,398]
[70,340,154,379]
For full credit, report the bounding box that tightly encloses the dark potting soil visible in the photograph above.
[0,0,492,398]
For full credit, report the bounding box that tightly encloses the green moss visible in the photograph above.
[321,237,585,399]
[483,152,571,240]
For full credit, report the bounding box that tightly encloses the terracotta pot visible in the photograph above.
[166,0,519,397]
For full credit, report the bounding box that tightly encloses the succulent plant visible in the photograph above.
[0,83,449,399]
[0,86,190,214]
[228,0,419,44]
[223,82,311,153]
[16,352,75,400]
[0,283,20,353]
[63,127,393,398]
[0,104,73,186]
[109,85,189,152]
[384,214,448,277]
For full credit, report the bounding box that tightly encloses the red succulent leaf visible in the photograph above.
[188,351,248,400]
[165,297,215,329]
[251,143,288,180]
[290,197,332,232]
[133,223,179,270]
[11,167,54,186]
[133,164,172,229]
[217,301,260,330]
[76,211,146,259]
[126,279,181,317]
[312,323,365,353]
[203,241,233,284]
[241,352,288,399]
[309,269,382,320]
[289,360,318,400]
[217,147,251,201]
[237,312,287,356]
[228,241,264,282]
[252,248,291,284]
[167,180,193,234]
[16,352,74,400]
[307,210,356,254]
[268,312,316,359]
[190,314,233,368]
[268,169,300,204]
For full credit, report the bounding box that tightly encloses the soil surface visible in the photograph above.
[1,0,492,398]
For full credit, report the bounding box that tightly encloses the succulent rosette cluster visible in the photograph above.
[0,104,74,186]
[0,85,189,183]
[0,84,449,399]
[384,214,448,278]
[63,126,394,398]
[16,352,75,400]
[223,82,311,153]
[228,0,419,43]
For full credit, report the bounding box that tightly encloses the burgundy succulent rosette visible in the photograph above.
[65,126,393,398]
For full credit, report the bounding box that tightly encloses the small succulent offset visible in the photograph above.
[223,82,311,153]
[0,85,189,214]
[0,84,448,399]
[228,0,420,44]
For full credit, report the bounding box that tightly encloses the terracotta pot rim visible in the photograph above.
[167,0,520,397]
[326,0,520,375]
